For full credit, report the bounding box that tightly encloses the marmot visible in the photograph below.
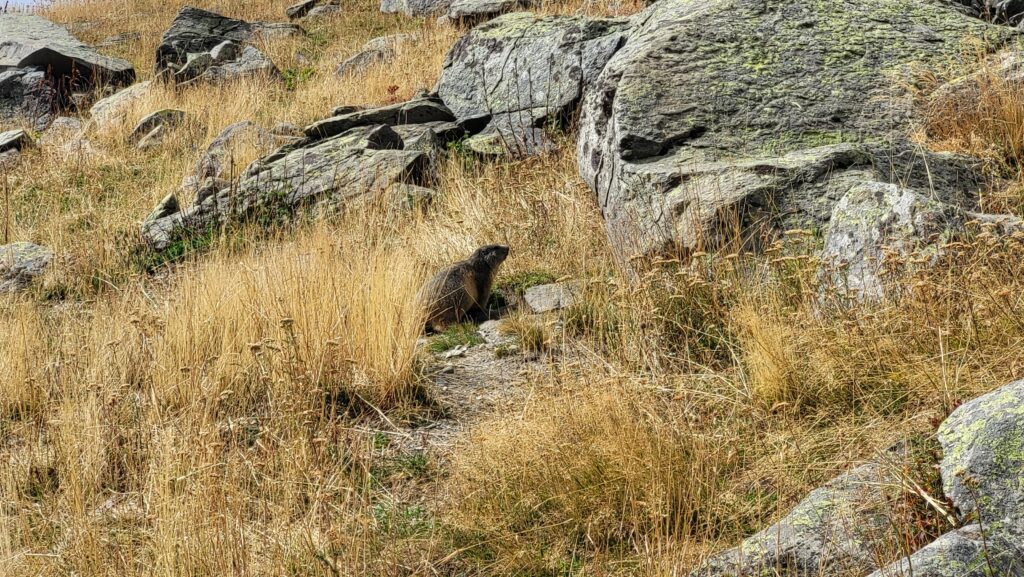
[419,245,510,332]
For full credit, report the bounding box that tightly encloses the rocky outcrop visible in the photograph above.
[336,34,417,78]
[577,0,1012,263]
[154,7,292,85]
[437,12,627,156]
[141,96,456,249]
[0,14,134,127]
[691,446,908,577]
[0,242,52,293]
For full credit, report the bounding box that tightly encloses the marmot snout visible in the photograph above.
[419,244,510,332]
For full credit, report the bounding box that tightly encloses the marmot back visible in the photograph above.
[419,245,510,332]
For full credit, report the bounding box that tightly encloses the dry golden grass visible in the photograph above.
[0,0,1022,575]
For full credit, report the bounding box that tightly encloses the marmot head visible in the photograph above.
[470,244,510,270]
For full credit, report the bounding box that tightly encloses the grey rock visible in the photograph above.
[866,523,1024,577]
[89,81,152,128]
[305,94,455,140]
[209,41,241,63]
[0,67,56,129]
[577,0,1012,264]
[155,7,292,79]
[183,46,280,85]
[136,125,167,150]
[0,14,134,84]
[305,5,342,18]
[524,282,579,313]
[865,378,1024,577]
[155,7,260,72]
[465,112,556,157]
[938,379,1024,525]
[380,0,451,17]
[690,447,908,577]
[391,120,464,165]
[438,12,627,126]
[820,182,961,301]
[335,33,417,78]
[0,242,52,293]
[45,116,83,136]
[446,0,527,22]
[0,149,20,170]
[174,52,213,83]
[438,12,627,156]
[129,109,185,144]
[186,121,277,186]
[0,129,32,152]
[286,0,323,19]
[142,124,427,249]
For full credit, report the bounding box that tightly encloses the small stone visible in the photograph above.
[0,129,33,153]
[210,41,241,63]
[129,109,186,144]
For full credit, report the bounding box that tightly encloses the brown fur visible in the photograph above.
[419,245,510,332]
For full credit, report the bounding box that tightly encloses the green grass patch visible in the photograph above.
[428,323,485,354]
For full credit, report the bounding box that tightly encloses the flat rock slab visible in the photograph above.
[305,95,455,140]
[577,0,1012,262]
[0,242,52,293]
[0,129,32,152]
[0,14,135,83]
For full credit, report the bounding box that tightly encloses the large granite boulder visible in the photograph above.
[437,12,628,156]
[577,0,1013,263]
[0,14,134,127]
[154,7,293,84]
[0,242,52,293]
[690,447,908,577]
